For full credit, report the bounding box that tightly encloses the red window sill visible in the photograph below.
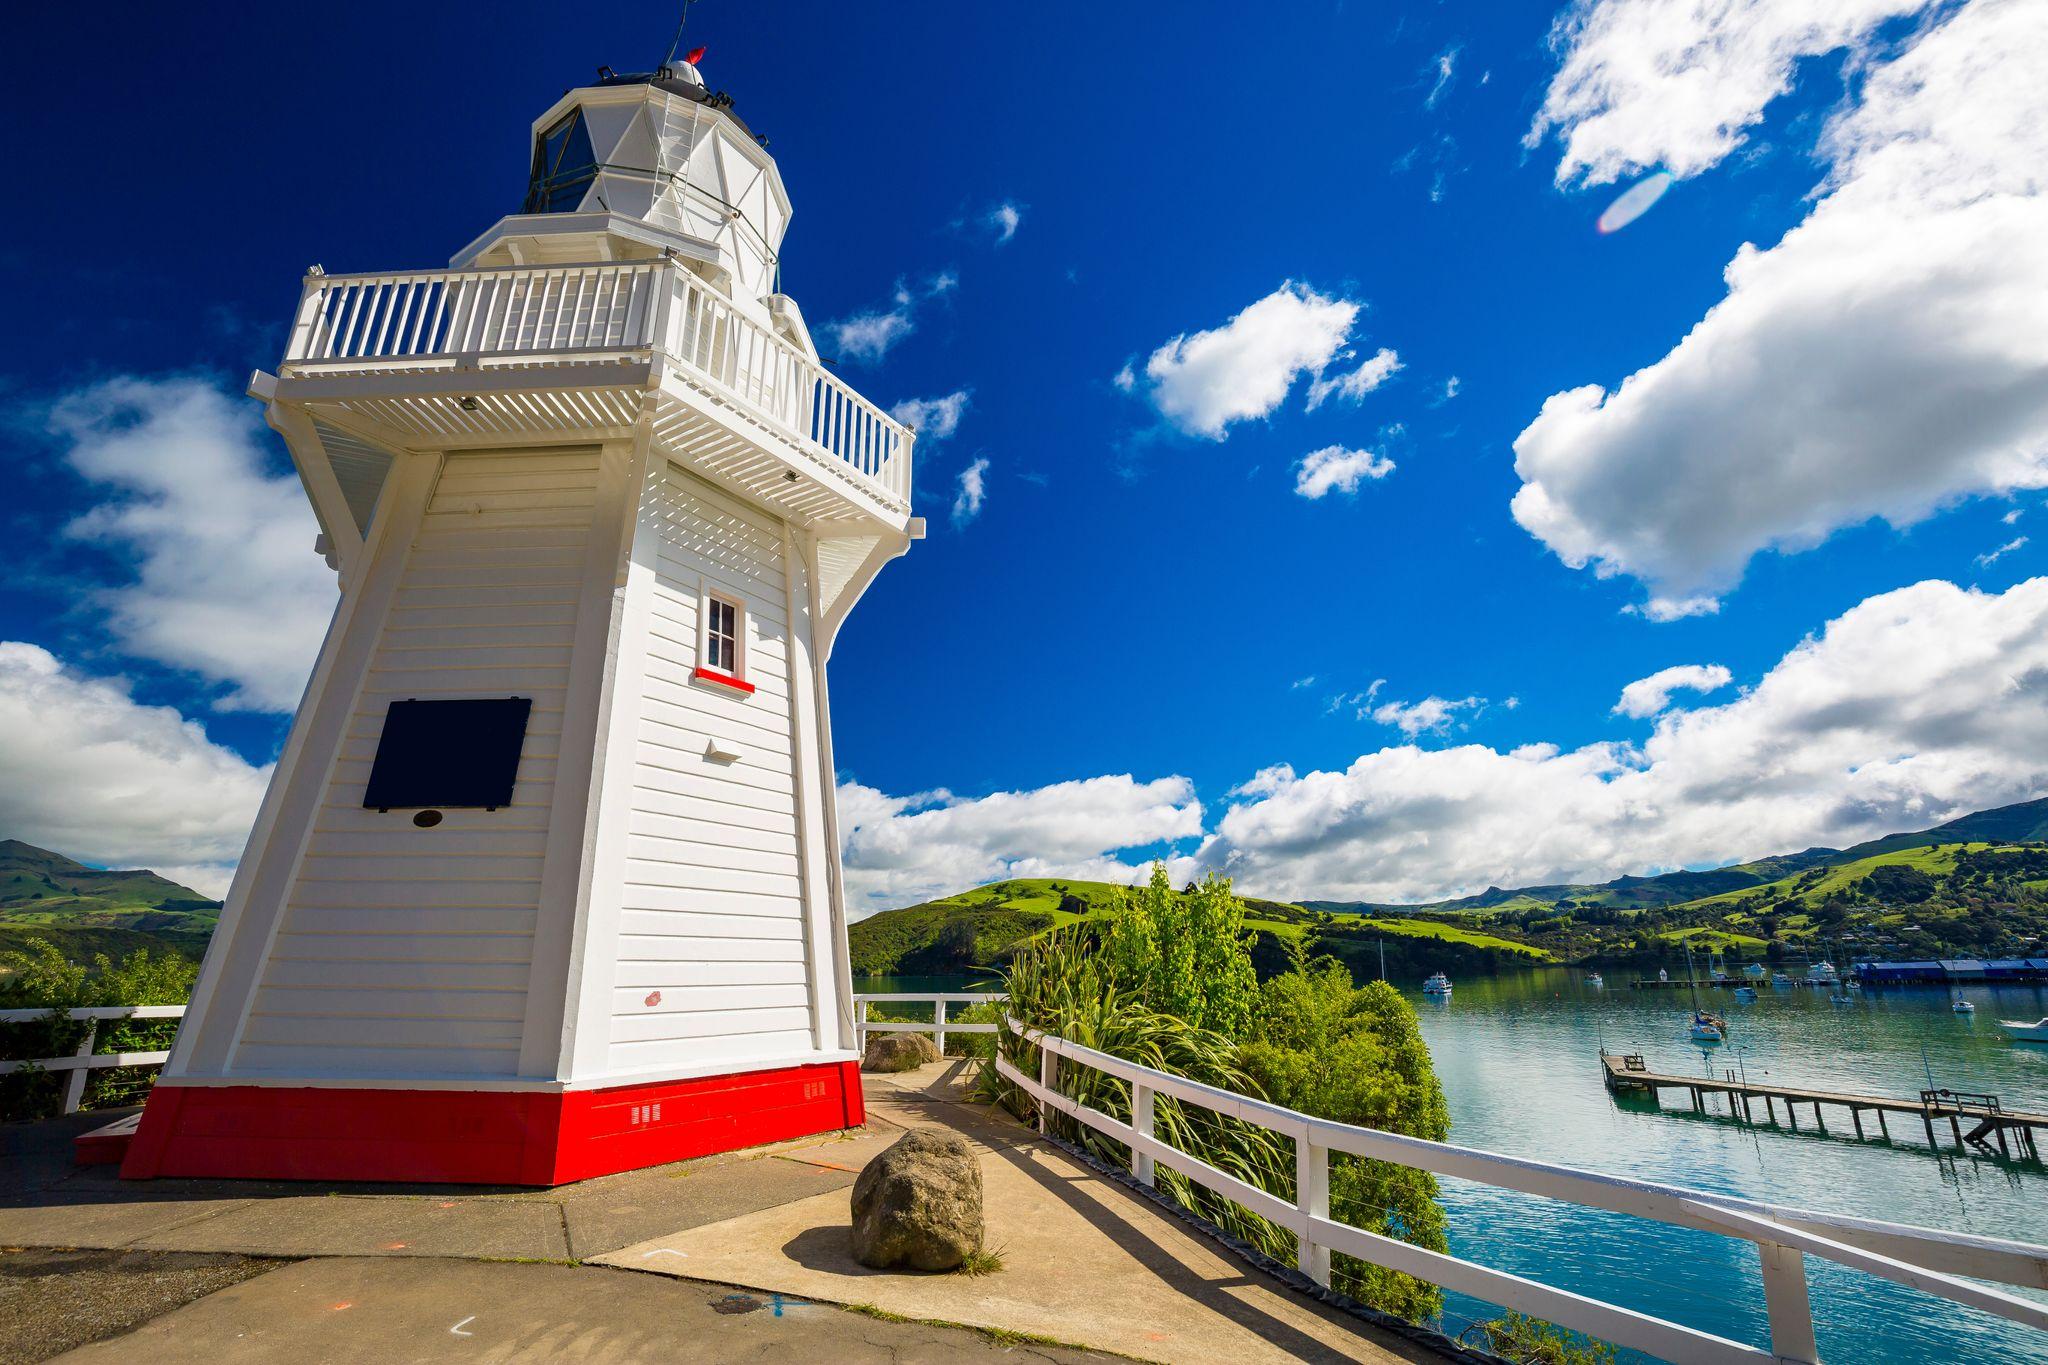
[691,666,756,696]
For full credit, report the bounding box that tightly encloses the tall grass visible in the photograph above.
[975,931,1298,1261]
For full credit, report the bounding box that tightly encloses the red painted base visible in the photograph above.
[116,1060,864,1186]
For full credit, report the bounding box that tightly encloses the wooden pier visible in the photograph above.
[1600,1050,2047,1161]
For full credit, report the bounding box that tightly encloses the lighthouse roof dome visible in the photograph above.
[590,62,755,138]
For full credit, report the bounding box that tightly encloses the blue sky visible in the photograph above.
[5,0,2048,910]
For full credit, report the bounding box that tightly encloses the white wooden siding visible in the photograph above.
[604,462,816,1073]
[233,449,603,1079]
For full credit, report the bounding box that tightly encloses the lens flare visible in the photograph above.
[1597,171,1673,234]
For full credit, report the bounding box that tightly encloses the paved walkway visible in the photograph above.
[1,1061,1442,1364]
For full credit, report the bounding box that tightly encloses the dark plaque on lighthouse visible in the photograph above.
[363,697,533,811]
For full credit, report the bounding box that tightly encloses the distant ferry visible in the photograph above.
[1422,972,1453,996]
[1805,962,1840,986]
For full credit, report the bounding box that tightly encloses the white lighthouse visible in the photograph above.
[124,60,920,1184]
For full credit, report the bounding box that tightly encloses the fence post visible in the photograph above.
[1759,1241,1819,1364]
[1132,1083,1156,1187]
[1296,1134,1331,1287]
[854,1000,866,1058]
[63,1018,96,1115]
[1038,1042,1056,1136]
[933,998,948,1056]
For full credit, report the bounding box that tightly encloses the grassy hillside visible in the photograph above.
[848,876,1551,980]
[0,841,219,964]
[1293,798,2048,966]
[1322,840,2048,967]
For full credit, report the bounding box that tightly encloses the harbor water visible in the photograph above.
[1418,968,2048,1362]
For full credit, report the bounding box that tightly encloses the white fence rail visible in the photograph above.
[0,1005,186,1114]
[281,261,913,506]
[853,992,1001,1056]
[967,1011,2048,1365]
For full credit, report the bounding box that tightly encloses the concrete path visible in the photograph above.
[1,1062,1445,1363]
[44,1256,1112,1364]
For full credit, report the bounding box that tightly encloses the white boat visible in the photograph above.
[1953,994,1976,1015]
[1742,963,1767,980]
[1806,961,1840,986]
[2000,1017,2048,1042]
[1585,972,1605,988]
[1422,972,1453,996]
[1690,1011,1725,1044]
[1771,973,1794,989]
[1733,984,1759,1001]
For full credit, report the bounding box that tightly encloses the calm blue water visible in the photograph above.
[1415,968,2048,1363]
[861,969,2048,1361]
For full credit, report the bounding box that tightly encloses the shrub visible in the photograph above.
[0,939,196,1121]
[1241,956,1451,1320]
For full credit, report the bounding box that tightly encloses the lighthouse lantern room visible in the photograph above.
[122,59,921,1185]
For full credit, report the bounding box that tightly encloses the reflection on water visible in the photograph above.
[1416,968,2048,1363]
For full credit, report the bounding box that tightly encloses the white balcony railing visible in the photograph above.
[281,260,913,508]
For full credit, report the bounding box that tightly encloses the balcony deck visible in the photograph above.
[270,260,913,530]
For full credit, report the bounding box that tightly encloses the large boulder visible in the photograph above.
[862,1031,941,1072]
[849,1129,984,1271]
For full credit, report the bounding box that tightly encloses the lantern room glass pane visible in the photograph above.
[524,110,599,214]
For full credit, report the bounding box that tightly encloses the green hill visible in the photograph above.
[1306,799,2048,921]
[848,876,1548,979]
[0,840,220,963]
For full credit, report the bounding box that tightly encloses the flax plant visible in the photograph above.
[977,929,1297,1261]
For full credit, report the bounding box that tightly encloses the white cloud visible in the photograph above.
[1371,694,1484,738]
[51,377,333,713]
[1513,0,2048,613]
[1425,46,1460,110]
[1624,595,1721,623]
[1977,536,2028,567]
[1439,376,1462,403]
[1294,445,1396,499]
[1291,675,1317,690]
[890,390,971,440]
[1197,577,2048,903]
[0,643,268,897]
[826,310,914,363]
[1305,347,1403,411]
[2004,507,2024,525]
[823,272,957,364]
[1528,0,1935,187]
[837,774,1203,915]
[1126,282,1363,439]
[986,201,1023,244]
[1613,663,1733,718]
[952,456,989,527]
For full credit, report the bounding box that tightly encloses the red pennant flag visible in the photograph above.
[684,45,707,65]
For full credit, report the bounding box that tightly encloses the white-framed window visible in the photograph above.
[700,588,745,680]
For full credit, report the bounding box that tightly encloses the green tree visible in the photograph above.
[1102,865,1257,1037]
[1240,960,1451,1320]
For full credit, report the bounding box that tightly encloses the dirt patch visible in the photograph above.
[0,1247,283,1364]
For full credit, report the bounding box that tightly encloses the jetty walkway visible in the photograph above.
[1601,1050,2048,1160]
[1,1061,1432,1365]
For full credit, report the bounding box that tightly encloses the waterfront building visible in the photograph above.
[119,58,921,1184]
